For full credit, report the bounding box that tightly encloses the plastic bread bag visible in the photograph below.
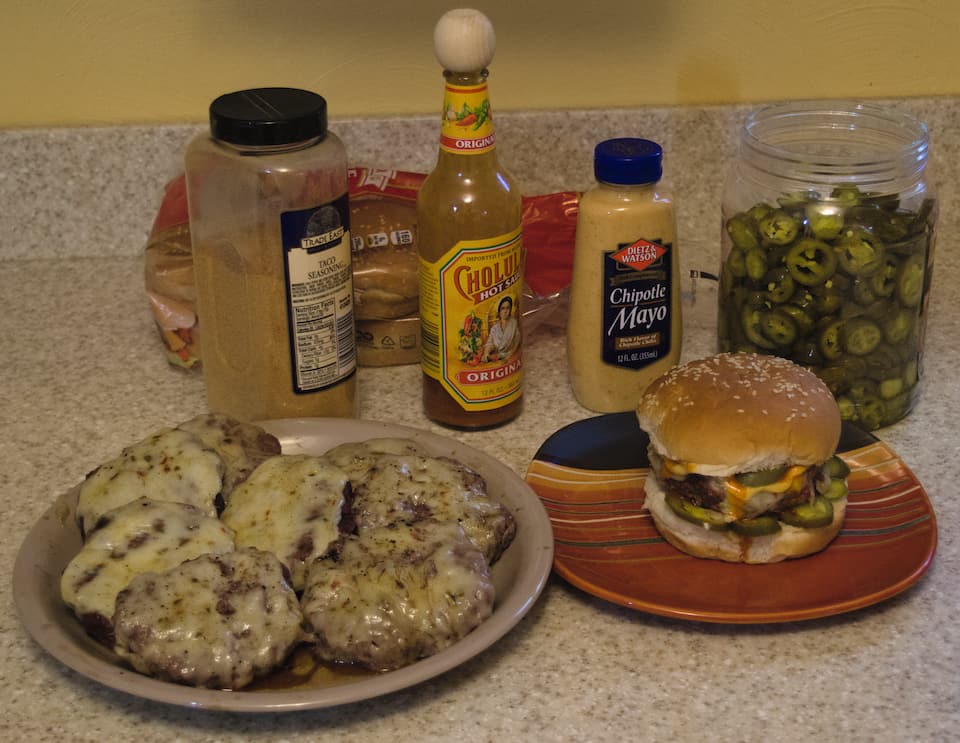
[144,168,579,368]
[144,175,198,369]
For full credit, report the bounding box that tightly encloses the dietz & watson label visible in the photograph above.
[419,228,523,410]
[280,193,356,394]
[601,237,673,369]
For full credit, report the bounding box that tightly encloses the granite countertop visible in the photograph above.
[1,99,958,741]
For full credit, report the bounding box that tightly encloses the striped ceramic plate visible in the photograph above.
[525,413,937,623]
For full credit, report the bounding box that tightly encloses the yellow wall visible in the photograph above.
[3,0,957,128]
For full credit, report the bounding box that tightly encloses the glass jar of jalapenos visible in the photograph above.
[718,101,936,430]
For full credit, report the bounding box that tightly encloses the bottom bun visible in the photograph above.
[643,476,846,564]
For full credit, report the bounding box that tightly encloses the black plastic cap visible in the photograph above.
[209,88,328,146]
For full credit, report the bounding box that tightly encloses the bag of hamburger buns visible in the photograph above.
[145,168,579,369]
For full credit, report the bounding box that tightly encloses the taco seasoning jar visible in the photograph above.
[718,101,936,429]
[185,88,358,422]
[567,138,682,412]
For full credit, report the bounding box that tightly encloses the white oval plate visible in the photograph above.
[13,418,554,712]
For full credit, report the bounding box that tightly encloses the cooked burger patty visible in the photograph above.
[76,427,224,537]
[177,413,281,495]
[60,498,235,644]
[113,547,306,690]
[324,441,516,565]
[321,437,429,480]
[301,520,495,671]
[220,455,350,591]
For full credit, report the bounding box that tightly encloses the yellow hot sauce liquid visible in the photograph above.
[417,71,523,428]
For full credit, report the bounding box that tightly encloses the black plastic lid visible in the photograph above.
[209,88,327,146]
[594,138,663,185]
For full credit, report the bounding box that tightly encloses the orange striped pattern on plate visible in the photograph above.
[526,433,936,623]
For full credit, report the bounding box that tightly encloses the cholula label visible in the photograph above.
[419,227,524,410]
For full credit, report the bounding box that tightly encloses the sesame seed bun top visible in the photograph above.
[635,353,841,476]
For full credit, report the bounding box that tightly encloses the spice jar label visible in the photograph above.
[600,238,674,369]
[280,193,357,393]
[419,227,523,410]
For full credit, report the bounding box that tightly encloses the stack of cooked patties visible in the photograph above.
[60,415,516,689]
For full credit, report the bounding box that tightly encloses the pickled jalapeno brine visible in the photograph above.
[719,102,936,430]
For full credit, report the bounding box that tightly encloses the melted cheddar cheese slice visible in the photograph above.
[660,458,808,520]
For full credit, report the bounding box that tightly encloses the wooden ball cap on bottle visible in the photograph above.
[433,9,495,72]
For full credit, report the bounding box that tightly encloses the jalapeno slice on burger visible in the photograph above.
[779,496,835,529]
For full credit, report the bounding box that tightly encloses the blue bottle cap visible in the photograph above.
[594,138,663,185]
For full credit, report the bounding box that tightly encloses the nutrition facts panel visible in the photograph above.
[282,199,356,394]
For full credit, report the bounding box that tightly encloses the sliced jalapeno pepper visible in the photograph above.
[813,286,844,314]
[777,303,816,336]
[817,364,852,394]
[836,229,886,276]
[843,317,882,356]
[903,359,919,387]
[818,319,845,361]
[786,238,837,286]
[836,354,868,381]
[726,214,761,251]
[831,184,864,207]
[851,276,877,307]
[737,467,789,487]
[745,248,768,281]
[823,455,850,479]
[763,266,795,303]
[665,492,728,530]
[896,253,925,307]
[726,248,747,278]
[806,204,845,240]
[880,377,904,399]
[780,495,834,529]
[862,191,900,212]
[869,255,899,298]
[760,309,797,347]
[741,305,777,350]
[731,516,782,537]
[864,345,902,381]
[882,307,915,345]
[836,395,856,420]
[792,340,824,366]
[848,378,880,401]
[819,480,849,501]
[874,211,911,242]
[778,190,819,210]
[883,391,912,424]
[759,210,800,246]
[856,395,886,429]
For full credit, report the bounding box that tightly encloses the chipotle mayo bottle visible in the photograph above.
[567,138,681,412]
[417,9,523,428]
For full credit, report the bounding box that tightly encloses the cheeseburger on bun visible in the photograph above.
[636,353,850,563]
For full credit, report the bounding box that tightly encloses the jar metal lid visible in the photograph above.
[594,138,663,185]
[209,88,328,146]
